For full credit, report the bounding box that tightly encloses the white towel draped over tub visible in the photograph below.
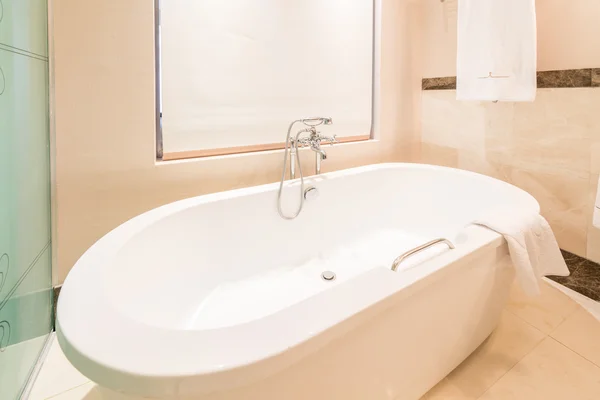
[475,209,569,296]
[456,0,537,102]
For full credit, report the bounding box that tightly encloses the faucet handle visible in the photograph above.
[295,137,311,147]
[320,135,338,145]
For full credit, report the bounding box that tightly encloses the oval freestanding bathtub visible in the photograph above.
[57,163,539,400]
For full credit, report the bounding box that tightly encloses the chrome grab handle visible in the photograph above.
[391,238,455,272]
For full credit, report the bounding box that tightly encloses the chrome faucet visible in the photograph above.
[292,127,337,175]
[277,117,334,220]
[311,140,328,160]
[304,128,337,175]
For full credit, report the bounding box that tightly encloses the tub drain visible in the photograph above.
[321,271,336,281]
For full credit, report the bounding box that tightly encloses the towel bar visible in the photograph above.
[391,238,455,272]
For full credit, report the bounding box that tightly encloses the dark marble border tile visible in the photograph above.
[423,68,599,90]
[592,69,600,87]
[548,250,600,302]
[422,76,456,90]
[537,69,591,88]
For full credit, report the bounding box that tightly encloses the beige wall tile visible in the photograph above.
[421,89,599,258]
[419,143,458,169]
[586,174,600,263]
[421,91,487,152]
[591,143,600,175]
[419,92,517,181]
[509,89,596,176]
[552,309,600,368]
[585,91,600,175]
[503,168,589,256]
[456,151,512,182]
[479,338,600,400]
[480,102,517,162]
[421,92,516,157]
[398,142,423,164]
[506,281,580,334]
[422,311,545,400]
[587,227,600,264]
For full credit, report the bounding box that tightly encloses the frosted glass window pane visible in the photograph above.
[160,0,373,153]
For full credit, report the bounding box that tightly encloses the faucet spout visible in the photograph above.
[311,142,327,160]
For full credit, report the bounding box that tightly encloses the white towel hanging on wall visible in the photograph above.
[456,0,537,102]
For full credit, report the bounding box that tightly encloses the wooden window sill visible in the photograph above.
[161,135,371,161]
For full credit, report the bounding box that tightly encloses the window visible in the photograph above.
[156,0,375,160]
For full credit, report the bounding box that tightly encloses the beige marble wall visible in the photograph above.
[418,89,600,262]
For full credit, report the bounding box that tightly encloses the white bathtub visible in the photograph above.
[57,163,539,400]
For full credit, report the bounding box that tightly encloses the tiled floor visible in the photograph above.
[423,281,600,400]
[0,335,49,400]
[31,281,600,400]
[29,337,90,400]
[545,277,600,321]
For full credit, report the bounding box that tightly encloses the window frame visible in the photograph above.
[155,0,377,161]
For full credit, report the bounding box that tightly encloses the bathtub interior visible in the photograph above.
[103,165,536,331]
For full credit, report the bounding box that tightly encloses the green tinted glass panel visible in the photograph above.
[0,0,49,57]
[0,247,52,400]
[0,1,52,398]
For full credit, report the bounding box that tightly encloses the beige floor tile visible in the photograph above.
[0,335,49,400]
[421,311,545,400]
[552,309,600,368]
[479,338,600,400]
[544,278,600,321]
[421,378,471,400]
[50,382,151,400]
[505,281,580,334]
[29,336,90,400]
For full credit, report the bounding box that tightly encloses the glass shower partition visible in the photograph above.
[0,1,54,399]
